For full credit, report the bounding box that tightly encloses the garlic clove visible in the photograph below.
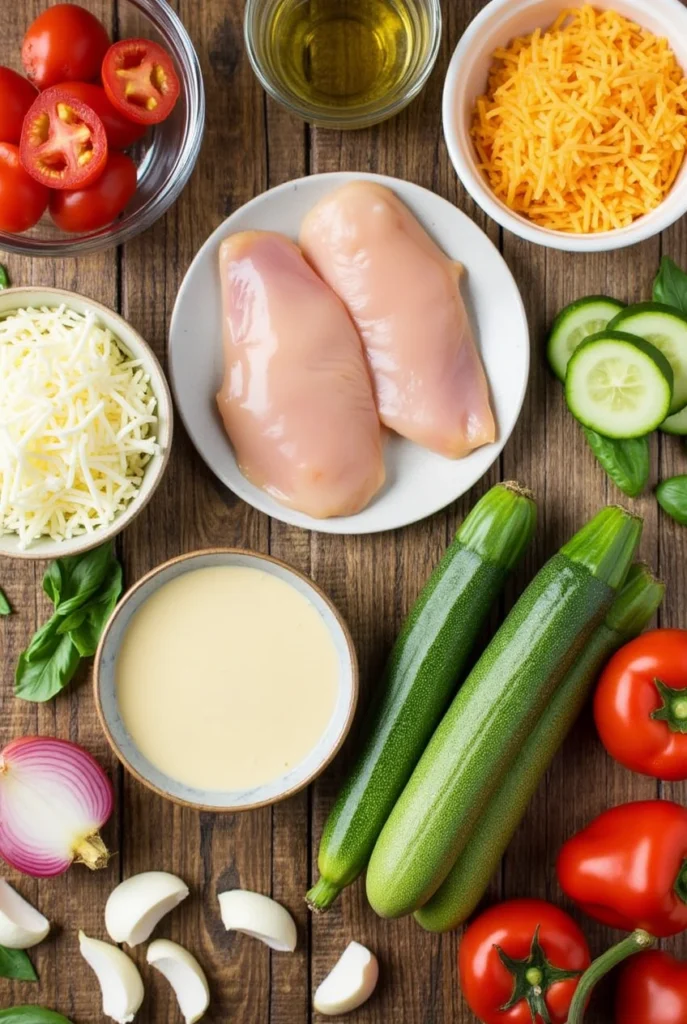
[147,939,210,1024]
[217,890,297,952]
[79,930,145,1024]
[0,878,50,949]
[313,942,379,1016]
[105,872,189,947]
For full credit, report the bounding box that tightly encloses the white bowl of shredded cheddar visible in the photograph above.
[443,0,687,250]
[0,288,173,560]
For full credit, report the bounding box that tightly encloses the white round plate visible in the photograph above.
[169,172,529,534]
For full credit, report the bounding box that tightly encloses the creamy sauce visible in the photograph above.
[115,566,339,791]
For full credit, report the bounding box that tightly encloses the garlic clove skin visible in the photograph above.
[313,942,379,1016]
[217,890,297,952]
[147,939,210,1024]
[0,879,50,949]
[105,872,189,947]
[79,930,145,1024]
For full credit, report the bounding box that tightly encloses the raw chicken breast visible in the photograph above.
[217,230,385,518]
[300,182,496,458]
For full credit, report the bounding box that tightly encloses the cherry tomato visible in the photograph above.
[53,82,146,151]
[102,39,180,126]
[20,87,107,190]
[557,800,687,938]
[594,629,687,781]
[0,67,38,145]
[458,899,590,1024]
[616,950,687,1024]
[0,142,49,233]
[50,151,137,232]
[22,4,110,90]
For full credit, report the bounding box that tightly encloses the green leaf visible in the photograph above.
[15,633,81,703]
[0,265,9,290]
[0,587,11,615]
[0,1009,74,1024]
[0,947,37,982]
[55,607,88,635]
[583,428,650,497]
[657,475,687,526]
[43,542,116,616]
[653,256,687,314]
[69,563,123,657]
[24,616,62,663]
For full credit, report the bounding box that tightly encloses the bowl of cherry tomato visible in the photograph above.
[0,0,204,255]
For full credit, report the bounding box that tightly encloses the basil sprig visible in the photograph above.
[657,476,687,526]
[653,256,687,314]
[0,947,37,982]
[0,1010,73,1024]
[0,587,11,616]
[15,542,123,703]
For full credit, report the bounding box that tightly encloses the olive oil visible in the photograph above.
[258,0,432,116]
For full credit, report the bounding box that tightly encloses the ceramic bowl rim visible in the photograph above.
[93,547,360,812]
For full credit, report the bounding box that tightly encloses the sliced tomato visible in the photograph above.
[50,151,137,233]
[102,39,180,126]
[20,87,107,190]
[22,4,110,90]
[54,82,146,151]
[0,142,49,233]
[0,67,38,146]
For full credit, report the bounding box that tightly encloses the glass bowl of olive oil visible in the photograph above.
[244,0,442,129]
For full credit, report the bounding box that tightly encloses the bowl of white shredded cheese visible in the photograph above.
[0,288,173,559]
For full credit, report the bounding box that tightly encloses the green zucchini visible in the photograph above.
[365,506,642,919]
[415,562,664,933]
[306,483,537,911]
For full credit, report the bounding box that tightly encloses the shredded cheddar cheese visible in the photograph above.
[471,5,687,233]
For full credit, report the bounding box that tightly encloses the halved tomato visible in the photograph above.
[20,87,107,190]
[0,142,49,233]
[54,81,146,151]
[101,39,180,126]
[50,151,137,233]
[0,67,38,146]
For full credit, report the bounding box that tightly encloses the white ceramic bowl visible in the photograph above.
[443,0,687,252]
[94,549,359,812]
[0,287,173,560]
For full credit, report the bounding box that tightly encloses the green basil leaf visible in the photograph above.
[55,607,88,635]
[15,634,81,703]
[583,428,650,497]
[43,542,116,616]
[0,947,37,982]
[653,256,687,314]
[657,475,687,525]
[0,265,9,290]
[0,587,11,615]
[24,616,62,663]
[69,563,123,657]
[0,1009,74,1024]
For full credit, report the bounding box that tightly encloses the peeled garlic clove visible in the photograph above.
[79,930,144,1024]
[0,878,50,949]
[105,872,189,947]
[313,942,379,1016]
[147,939,209,1024]
[218,890,297,952]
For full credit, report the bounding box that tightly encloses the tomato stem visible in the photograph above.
[566,929,656,1024]
[650,678,687,733]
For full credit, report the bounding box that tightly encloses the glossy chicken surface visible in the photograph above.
[217,230,385,518]
[300,182,496,458]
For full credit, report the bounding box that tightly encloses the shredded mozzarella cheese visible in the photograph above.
[471,5,687,232]
[0,305,159,549]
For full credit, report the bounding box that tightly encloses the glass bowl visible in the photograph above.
[0,0,205,257]
[244,0,442,129]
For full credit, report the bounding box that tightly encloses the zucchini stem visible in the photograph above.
[560,506,642,589]
[457,482,537,571]
[305,876,342,912]
[566,930,656,1024]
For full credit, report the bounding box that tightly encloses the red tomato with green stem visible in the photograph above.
[102,39,180,125]
[594,628,687,780]
[0,142,49,233]
[616,951,687,1024]
[557,800,687,937]
[458,899,590,1024]
[20,87,107,190]
[0,67,38,145]
[22,4,110,90]
[50,151,137,232]
[53,82,146,151]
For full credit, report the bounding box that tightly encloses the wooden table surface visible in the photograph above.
[2,1,687,1021]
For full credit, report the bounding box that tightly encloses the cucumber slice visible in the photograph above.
[565,330,673,438]
[548,296,625,381]
[660,405,687,435]
[608,302,687,414]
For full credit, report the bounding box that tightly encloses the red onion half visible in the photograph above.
[0,737,114,877]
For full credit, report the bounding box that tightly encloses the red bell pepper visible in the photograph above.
[556,800,687,938]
